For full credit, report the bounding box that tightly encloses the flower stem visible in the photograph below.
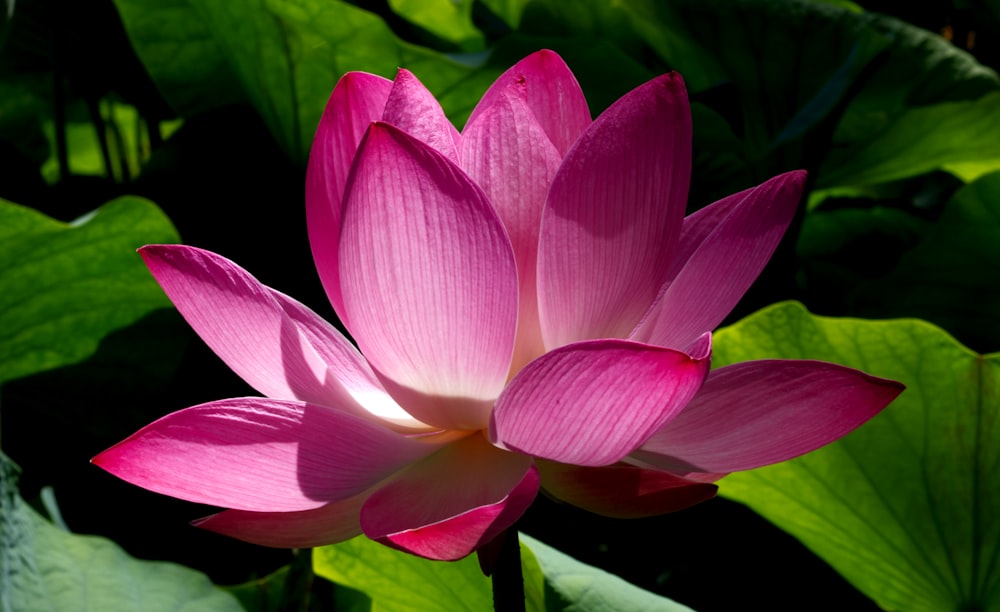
[491,529,526,612]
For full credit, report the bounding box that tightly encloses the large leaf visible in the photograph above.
[387,0,484,51]
[115,0,493,164]
[599,0,1000,189]
[713,302,1000,612]
[520,534,694,612]
[111,0,245,117]
[819,92,1000,187]
[314,533,691,610]
[314,535,544,611]
[801,171,1000,352]
[0,453,241,611]
[0,197,178,384]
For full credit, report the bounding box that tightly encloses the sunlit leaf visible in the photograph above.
[0,196,178,384]
[521,534,694,611]
[820,92,1000,187]
[714,302,1000,612]
[314,535,544,611]
[388,0,484,51]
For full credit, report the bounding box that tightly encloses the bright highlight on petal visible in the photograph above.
[98,49,904,563]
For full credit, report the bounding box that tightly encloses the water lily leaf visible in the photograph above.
[820,91,1000,187]
[713,301,1000,612]
[0,453,240,611]
[520,533,694,611]
[111,0,246,117]
[604,0,1000,189]
[479,0,532,28]
[387,0,484,51]
[0,197,178,384]
[314,533,691,611]
[313,535,544,611]
[116,0,490,164]
[227,557,371,612]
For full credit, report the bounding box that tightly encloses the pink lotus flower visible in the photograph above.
[93,51,903,561]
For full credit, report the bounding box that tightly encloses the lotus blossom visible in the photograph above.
[93,50,903,562]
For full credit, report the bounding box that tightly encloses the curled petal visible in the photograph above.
[490,337,711,466]
[538,73,691,348]
[538,460,717,518]
[361,434,539,561]
[461,85,562,372]
[306,72,392,323]
[193,491,369,548]
[468,49,590,156]
[381,68,461,164]
[92,398,439,512]
[140,245,424,430]
[340,123,518,430]
[631,171,807,349]
[634,360,905,473]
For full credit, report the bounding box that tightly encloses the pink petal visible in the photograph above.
[193,491,369,548]
[306,72,392,323]
[489,337,711,466]
[537,460,717,518]
[360,434,538,561]
[467,49,590,157]
[631,171,807,349]
[339,123,518,430]
[139,245,424,430]
[381,68,461,164]
[460,85,562,373]
[537,73,692,348]
[634,360,906,473]
[92,398,438,512]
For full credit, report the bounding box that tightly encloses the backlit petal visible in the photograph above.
[461,85,562,373]
[538,73,691,348]
[140,245,425,429]
[306,72,392,323]
[340,123,518,430]
[92,398,438,511]
[631,171,807,349]
[467,49,590,156]
[360,434,538,561]
[634,360,905,473]
[538,460,717,518]
[490,336,711,466]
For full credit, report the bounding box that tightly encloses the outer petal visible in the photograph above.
[461,85,562,373]
[92,398,439,512]
[537,460,717,518]
[381,68,461,164]
[360,434,539,561]
[490,335,711,466]
[538,73,692,348]
[306,72,392,323]
[340,123,518,430]
[633,360,906,473]
[193,491,369,548]
[139,244,425,430]
[631,171,807,349]
[467,49,590,156]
